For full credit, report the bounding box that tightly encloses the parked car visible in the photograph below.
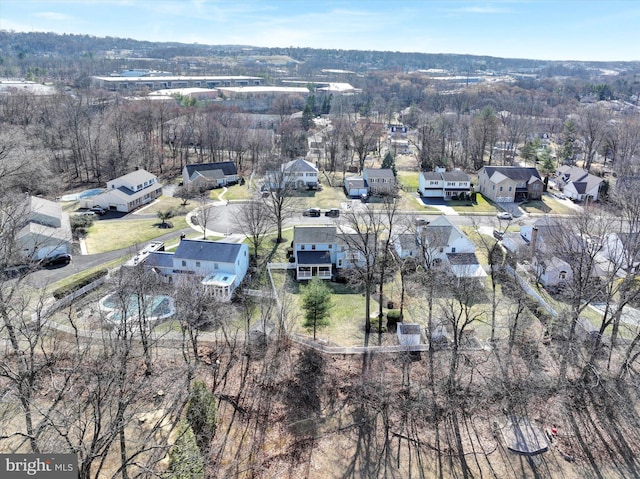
[41,253,72,267]
[303,208,321,217]
[77,210,95,216]
[555,192,567,200]
[493,230,505,240]
[325,208,340,218]
[90,206,106,215]
[497,212,513,220]
[414,217,430,226]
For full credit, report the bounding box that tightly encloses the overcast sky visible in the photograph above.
[1,0,638,62]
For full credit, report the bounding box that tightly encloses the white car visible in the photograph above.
[497,212,513,220]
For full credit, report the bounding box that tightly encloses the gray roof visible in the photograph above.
[185,161,238,177]
[112,168,156,185]
[345,177,366,189]
[175,239,243,263]
[441,170,471,182]
[364,168,395,179]
[145,251,174,269]
[294,226,337,244]
[483,166,542,182]
[283,158,317,173]
[421,171,442,181]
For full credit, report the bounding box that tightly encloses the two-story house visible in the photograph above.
[143,239,249,301]
[362,168,396,195]
[16,195,72,261]
[87,169,163,212]
[393,216,486,279]
[477,166,543,203]
[293,225,368,281]
[418,168,472,199]
[265,158,318,191]
[182,161,239,189]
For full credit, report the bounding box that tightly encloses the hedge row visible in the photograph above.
[52,268,108,300]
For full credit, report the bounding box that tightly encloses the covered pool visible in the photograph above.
[98,293,175,322]
[59,188,105,202]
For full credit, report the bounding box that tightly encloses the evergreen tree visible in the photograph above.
[167,421,204,479]
[301,276,333,340]
[382,151,397,176]
[186,379,217,456]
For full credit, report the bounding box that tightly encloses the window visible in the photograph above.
[559,271,567,279]
[312,245,316,250]
[451,248,456,253]
[509,186,512,191]
[499,186,503,192]
[195,261,200,268]
[181,260,186,267]
[214,264,219,270]
[301,245,305,250]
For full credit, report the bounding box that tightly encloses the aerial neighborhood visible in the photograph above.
[2,29,640,479]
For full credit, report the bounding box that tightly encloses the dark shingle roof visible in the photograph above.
[145,252,174,269]
[484,166,541,181]
[185,161,238,177]
[175,239,242,263]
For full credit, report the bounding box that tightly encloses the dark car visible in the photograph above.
[325,208,340,218]
[41,253,72,268]
[303,208,321,217]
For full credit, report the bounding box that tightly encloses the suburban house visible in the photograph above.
[387,124,410,154]
[292,225,368,281]
[143,239,249,301]
[265,158,318,191]
[182,161,239,189]
[518,219,574,289]
[393,216,487,280]
[16,195,72,260]
[418,168,472,199]
[601,232,640,275]
[86,169,163,212]
[555,166,603,202]
[363,168,396,195]
[477,166,543,203]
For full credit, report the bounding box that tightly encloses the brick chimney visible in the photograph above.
[530,226,539,258]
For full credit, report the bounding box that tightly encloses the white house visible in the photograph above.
[555,166,603,202]
[16,195,72,260]
[86,169,163,212]
[418,168,472,199]
[182,161,239,189]
[144,239,249,301]
[393,216,486,279]
[265,158,318,191]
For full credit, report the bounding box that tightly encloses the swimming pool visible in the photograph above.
[98,293,175,322]
[59,188,105,202]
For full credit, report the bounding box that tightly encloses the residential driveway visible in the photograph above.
[497,202,525,218]
[419,197,458,215]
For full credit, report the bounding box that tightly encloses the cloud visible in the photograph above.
[35,11,76,21]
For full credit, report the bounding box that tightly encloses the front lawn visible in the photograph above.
[521,194,578,215]
[450,194,497,214]
[85,216,188,254]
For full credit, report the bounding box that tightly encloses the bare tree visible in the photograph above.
[348,117,383,173]
[261,161,298,244]
[235,200,274,265]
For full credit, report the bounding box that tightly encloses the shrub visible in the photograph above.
[70,215,94,238]
[386,309,403,331]
[52,268,108,300]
